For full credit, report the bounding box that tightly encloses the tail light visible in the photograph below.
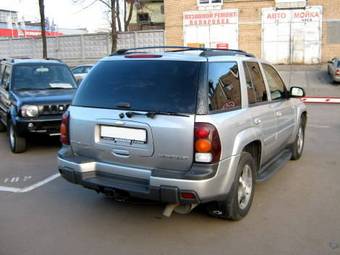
[335,69,340,76]
[60,111,70,145]
[194,123,221,163]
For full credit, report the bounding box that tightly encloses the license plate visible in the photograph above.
[100,126,147,143]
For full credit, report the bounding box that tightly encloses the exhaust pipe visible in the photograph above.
[162,203,198,217]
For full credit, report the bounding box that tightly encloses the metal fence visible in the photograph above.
[0,30,165,66]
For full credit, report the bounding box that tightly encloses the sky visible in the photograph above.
[0,0,110,32]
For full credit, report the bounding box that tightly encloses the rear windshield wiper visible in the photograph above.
[48,87,74,90]
[14,88,42,91]
[125,111,190,119]
[148,111,190,118]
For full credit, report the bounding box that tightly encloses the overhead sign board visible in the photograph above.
[183,9,239,49]
[263,6,322,23]
[183,9,238,26]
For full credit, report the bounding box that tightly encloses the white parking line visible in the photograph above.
[0,173,60,193]
[11,177,20,183]
[308,124,331,129]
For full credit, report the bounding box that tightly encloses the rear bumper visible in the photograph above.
[333,75,340,82]
[58,147,240,204]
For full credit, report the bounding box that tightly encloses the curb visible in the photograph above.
[301,97,340,104]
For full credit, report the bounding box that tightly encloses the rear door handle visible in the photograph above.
[276,111,283,117]
[254,118,262,125]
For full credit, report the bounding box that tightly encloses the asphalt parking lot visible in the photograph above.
[0,66,340,255]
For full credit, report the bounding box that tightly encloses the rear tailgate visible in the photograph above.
[70,59,202,173]
[69,106,195,171]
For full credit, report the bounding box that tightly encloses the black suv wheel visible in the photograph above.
[207,152,256,220]
[8,122,27,153]
[291,118,306,160]
[0,120,6,132]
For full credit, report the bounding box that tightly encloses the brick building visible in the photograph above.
[164,0,340,64]
[128,0,165,31]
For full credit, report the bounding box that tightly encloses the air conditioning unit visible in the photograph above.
[197,0,223,10]
[275,0,307,9]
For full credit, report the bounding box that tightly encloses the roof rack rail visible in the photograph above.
[10,56,31,59]
[45,57,63,63]
[199,49,255,58]
[1,57,32,63]
[1,57,65,64]
[111,46,206,56]
[111,46,255,58]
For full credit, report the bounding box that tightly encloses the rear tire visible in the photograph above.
[0,120,6,132]
[291,119,305,160]
[8,122,27,153]
[207,152,256,221]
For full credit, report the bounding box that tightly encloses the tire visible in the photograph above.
[207,152,256,221]
[8,122,27,153]
[0,120,6,132]
[291,119,305,160]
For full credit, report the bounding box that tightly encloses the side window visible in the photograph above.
[262,63,287,100]
[72,67,83,74]
[84,66,92,73]
[243,62,268,105]
[2,66,11,89]
[208,62,241,112]
[0,63,5,86]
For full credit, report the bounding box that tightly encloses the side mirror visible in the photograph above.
[290,86,305,98]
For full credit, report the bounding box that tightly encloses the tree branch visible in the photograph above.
[116,0,122,32]
[97,0,111,9]
[125,0,134,31]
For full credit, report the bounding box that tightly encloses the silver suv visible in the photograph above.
[58,46,307,220]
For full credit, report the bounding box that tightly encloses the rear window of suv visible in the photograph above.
[73,60,201,114]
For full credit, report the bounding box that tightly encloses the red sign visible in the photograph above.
[263,6,322,23]
[184,9,239,26]
[0,28,63,38]
[216,43,228,49]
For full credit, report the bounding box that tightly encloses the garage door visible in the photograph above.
[183,9,239,49]
[262,6,322,64]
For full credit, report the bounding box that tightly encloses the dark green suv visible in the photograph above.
[0,58,77,153]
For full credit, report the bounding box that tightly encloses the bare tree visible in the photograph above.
[39,0,47,58]
[116,0,122,32]
[125,0,135,31]
[73,0,136,53]
[110,0,117,52]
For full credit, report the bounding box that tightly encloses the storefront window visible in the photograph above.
[197,0,223,6]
